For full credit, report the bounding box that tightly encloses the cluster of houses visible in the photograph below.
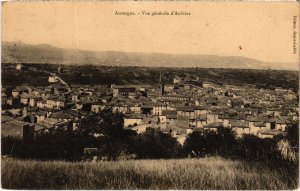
[1,69,299,145]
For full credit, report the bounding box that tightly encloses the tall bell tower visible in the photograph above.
[159,71,164,97]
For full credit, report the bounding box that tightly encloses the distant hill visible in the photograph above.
[2,41,297,70]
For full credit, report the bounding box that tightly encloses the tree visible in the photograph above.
[216,127,237,156]
[183,131,206,157]
[204,130,220,155]
[77,109,124,138]
[1,136,22,156]
[183,127,236,158]
[134,130,182,159]
[286,122,299,148]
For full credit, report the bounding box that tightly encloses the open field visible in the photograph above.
[1,157,298,190]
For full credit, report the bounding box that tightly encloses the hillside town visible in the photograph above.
[1,64,299,145]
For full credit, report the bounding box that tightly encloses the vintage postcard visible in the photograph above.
[1,1,299,190]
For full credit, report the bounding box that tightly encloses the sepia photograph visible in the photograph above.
[1,1,299,190]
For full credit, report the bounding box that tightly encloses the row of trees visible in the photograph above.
[2,109,299,166]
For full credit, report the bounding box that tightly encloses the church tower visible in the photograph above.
[58,65,62,73]
[159,71,164,97]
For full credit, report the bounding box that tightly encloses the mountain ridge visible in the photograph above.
[1,41,297,71]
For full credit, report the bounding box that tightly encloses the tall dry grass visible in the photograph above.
[1,157,298,189]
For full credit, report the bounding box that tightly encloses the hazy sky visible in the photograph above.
[2,2,299,65]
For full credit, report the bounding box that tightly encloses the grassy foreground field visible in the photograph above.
[1,157,298,190]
